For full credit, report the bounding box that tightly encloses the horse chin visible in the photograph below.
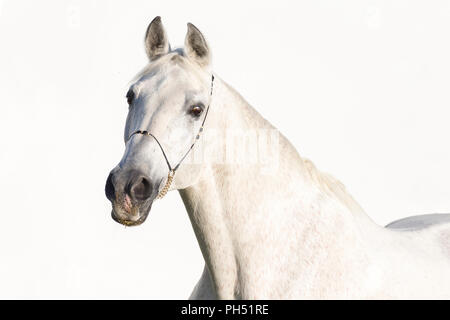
[111,201,153,227]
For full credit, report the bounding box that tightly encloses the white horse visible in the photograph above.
[105,16,450,299]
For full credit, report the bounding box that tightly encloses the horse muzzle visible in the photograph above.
[105,168,157,226]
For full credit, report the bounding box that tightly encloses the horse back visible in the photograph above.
[386,213,450,231]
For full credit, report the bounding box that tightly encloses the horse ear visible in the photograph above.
[145,16,170,61]
[184,23,211,68]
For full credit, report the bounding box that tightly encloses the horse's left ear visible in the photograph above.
[184,23,211,68]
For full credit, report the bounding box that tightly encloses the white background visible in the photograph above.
[0,0,449,299]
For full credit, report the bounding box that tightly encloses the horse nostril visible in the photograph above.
[130,176,153,201]
[105,172,116,201]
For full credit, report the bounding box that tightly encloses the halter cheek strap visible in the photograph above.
[127,74,214,199]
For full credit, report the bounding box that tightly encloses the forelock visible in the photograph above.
[129,49,209,91]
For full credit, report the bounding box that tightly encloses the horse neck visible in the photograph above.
[179,76,378,299]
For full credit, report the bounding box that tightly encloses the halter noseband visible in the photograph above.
[126,74,215,199]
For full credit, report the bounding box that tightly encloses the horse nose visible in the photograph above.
[126,173,153,202]
[105,172,116,201]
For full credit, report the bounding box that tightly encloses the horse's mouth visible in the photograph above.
[111,209,150,226]
[111,210,147,227]
[110,201,153,227]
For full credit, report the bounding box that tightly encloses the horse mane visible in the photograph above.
[302,158,365,214]
[220,77,366,216]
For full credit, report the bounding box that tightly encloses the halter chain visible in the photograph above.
[127,74,214,200]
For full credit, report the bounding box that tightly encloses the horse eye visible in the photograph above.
[126,90,135,105]
[189,104,204,117]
